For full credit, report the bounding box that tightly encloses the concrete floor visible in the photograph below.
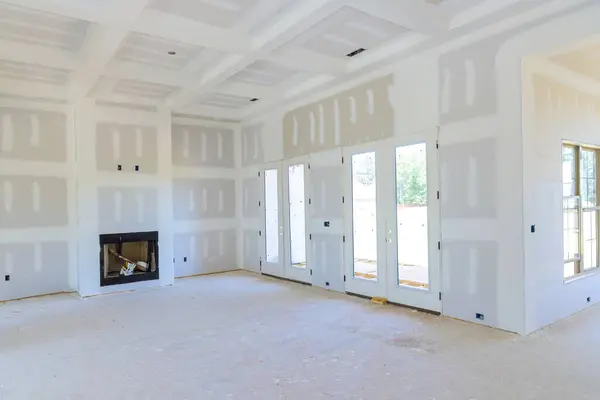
[1,272,599,399]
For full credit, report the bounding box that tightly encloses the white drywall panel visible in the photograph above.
[0,99,76,301]
[171,117,239,278]
[75,100,174,296]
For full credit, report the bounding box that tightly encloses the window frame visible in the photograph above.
[562,142,600,279]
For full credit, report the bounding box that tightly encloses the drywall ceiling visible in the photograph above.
[0,0,559,119]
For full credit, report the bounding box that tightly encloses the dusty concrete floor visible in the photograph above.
[1,271,599,399]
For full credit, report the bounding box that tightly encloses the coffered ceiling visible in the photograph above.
[0,0,588,119]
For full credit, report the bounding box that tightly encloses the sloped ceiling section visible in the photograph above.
[0,0,580,114]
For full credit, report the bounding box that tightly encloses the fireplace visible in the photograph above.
[99,231,159,287]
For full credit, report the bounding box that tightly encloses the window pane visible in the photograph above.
[352,152,377,280]
[563,197,580,278]
[396,143,429,289]
[583,210,598,270]
[563,146,575,196]
[265,169,279,264]
[580,149,596,206]
[288,164,306,268]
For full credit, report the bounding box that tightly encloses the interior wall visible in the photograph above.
[523,57,600,333]
[171,117,238,277]
[75,101,175,296]
[0,99,76,301]
[238,123,264,273]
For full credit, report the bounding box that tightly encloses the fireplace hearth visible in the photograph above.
[99,231,159,287]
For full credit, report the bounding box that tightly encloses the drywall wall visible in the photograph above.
[171,117,238,278]
[238,124,264,273]
[522,22,600,333]
[282,75,395,158]
[75,100,175,296]
[1,98,241,301]
[0,100,76,301]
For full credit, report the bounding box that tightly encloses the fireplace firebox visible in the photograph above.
[99,231,159,287]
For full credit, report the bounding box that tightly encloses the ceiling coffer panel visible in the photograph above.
[0,59,69,85]
[148,0,259,28]
[288,6,409,59]
[113,79,179,100]
[199,93,252,109]
[115,33,204,70]
[229,60,298,87]
[0,2,89,52]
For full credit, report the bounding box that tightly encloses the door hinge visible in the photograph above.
[309,234,312,240]
[259,230,262,237]
[341,156,344,164]
[310,269,313,276]
[438,241,441,250]
[308,198,312,205]
[342,196,345,204]
[343,235,346,243]
[436,140,439,149]
[439,292,442,301]
[308,163,311,170]
[258,171,261,177]
[437,191,440,200]
[258,201,261,207]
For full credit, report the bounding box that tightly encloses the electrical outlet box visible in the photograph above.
[5,275,10,281]
[476,313,484,321]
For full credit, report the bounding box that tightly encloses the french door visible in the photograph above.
[260,162,284,277]
[343,131,441,312]
[282,156,312,283]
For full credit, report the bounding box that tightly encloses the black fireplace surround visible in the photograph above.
[99,231,159,287]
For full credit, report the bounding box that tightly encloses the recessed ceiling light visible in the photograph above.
[168,51,176,55]
[347,48,367,58]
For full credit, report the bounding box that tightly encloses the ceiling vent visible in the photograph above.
[346,48,367,58]
[250,98,259,102]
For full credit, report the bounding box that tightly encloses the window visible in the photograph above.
[563,144,599,278]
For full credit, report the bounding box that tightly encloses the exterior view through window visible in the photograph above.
[351,152,378,280]
[288,164,306,268]
[396,143,429,289]
[563,144,599,278]
[264,169,279,264]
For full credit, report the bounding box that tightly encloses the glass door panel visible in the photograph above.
[395,143,429,289]
[351,152,378,280]
[289,164,307,269]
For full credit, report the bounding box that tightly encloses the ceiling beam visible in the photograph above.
[347,0,451,34]
[167,0,345,109]
[67,0,150,102]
